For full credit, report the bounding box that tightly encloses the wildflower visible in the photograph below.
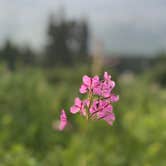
[58,110,68,131]
[79,75,100,94]
[89,100,114,125]
[56,71,119,131]
[70,97,87,116]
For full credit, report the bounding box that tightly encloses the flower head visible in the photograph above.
[58,109,68,131]
[56,71,119,131]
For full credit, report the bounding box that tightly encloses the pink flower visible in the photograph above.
[89,100,115,125]
[89,100,99,114]
[70,97,87,116]
[98,110,115,125]
[102,73,115,95]
[93,72,115,97]
[79,75,100,94]
[56,71,119,129]
[58,109,67,131]
[101,82,112,97]
[90,100,112,113]
[104,71,111,80]
[107,94,119,103]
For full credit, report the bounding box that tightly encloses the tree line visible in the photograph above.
[0,14,90,71]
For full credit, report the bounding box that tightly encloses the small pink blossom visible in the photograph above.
[58,109,67,131]
[101,82,112,97]
[70,97,87,116]
[93,72,115,98]
[102,73,115,95]
[107,94,119,103]
[104,71,111,80]
[89,100,114,125]
[79,75,100,94]
[98,111,115,125]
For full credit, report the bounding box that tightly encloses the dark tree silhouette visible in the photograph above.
[44,14,89,67]
[21,46,36,66]
[0,40,20,71]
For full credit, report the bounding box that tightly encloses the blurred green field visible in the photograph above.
[0,65,165,166]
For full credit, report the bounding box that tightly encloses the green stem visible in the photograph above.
[87,90,93,119]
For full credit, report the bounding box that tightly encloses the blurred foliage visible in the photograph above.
[150,53,166,87]
[0,64,165,166]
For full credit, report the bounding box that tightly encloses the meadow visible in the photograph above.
[0,65,165,166]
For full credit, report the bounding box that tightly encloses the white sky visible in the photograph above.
[0,0,166,54]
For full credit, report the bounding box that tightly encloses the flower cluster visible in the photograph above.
[56,72,119,131]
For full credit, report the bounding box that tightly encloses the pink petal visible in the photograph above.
[104,72,111,80]
[110,81,115,89]
[102,91,111,98]
[79,84,88,94]
[104,105,113,112]
[110,94,119,102]
[103,113,115,125]
[89,100,99,114]
[70,106,80,114]
[93,76,99,81]
[82,75,91,86]
[93,87,102,96]
[58,110,67,131]
[83,99,90,107]
[92,76,100,86]
[80,108,87,116]
[74,97,82,107]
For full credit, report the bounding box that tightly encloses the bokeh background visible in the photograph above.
[0,0,166,165]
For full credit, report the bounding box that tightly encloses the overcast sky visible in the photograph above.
[0,0,166,54]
